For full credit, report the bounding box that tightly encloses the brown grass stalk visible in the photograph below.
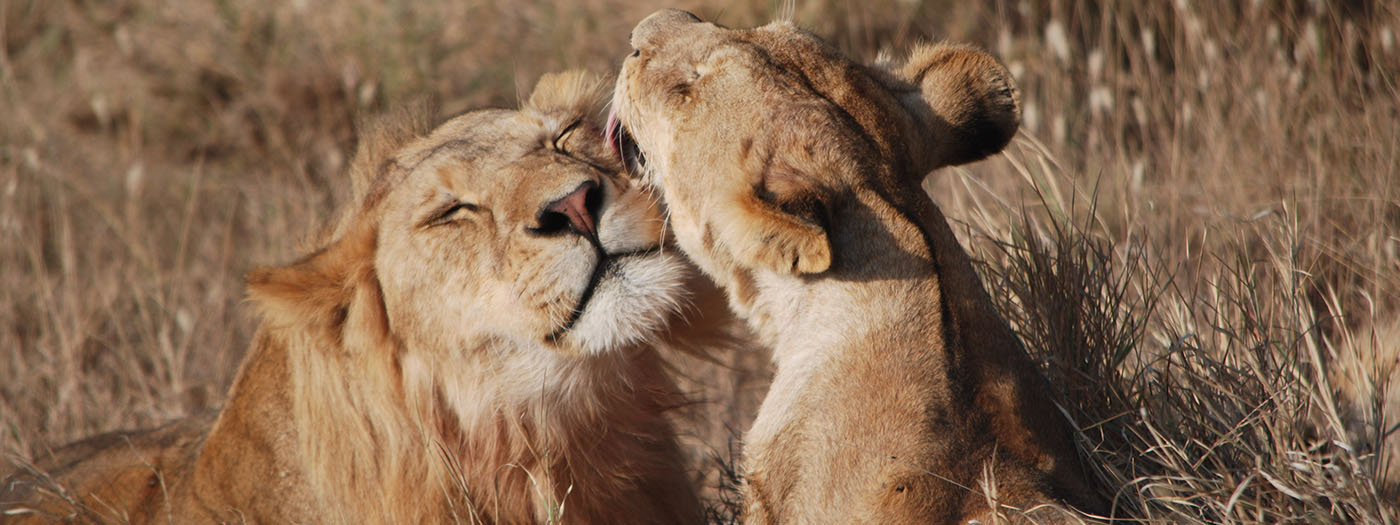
[3,0,1396,522]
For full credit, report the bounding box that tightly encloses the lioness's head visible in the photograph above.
[252,71,687,358]
[609,9,1018,283]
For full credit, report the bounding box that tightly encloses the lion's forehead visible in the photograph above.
[394,119,591,193]
[415,113,552,160]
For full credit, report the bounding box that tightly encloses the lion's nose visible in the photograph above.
[534,180,600,241]
[632,9,702,48]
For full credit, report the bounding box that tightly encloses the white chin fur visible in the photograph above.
[567,251,689,355]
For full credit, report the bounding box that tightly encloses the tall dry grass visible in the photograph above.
[1,0,1396,522]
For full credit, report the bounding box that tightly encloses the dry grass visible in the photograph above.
[1,0,1396,522]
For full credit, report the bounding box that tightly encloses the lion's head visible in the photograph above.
[239,71,700,523]
[253,71,687,360]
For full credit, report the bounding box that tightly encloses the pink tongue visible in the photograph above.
[604,108,621,155]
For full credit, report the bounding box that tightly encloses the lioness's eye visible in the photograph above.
[423,201,479,228]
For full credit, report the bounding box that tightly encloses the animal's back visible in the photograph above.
[2,412,212,524]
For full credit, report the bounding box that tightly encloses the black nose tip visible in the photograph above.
[533,181,601,240]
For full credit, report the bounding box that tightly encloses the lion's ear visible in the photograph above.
[349,99,437,205]
[888,43,1020,172]
[247,220,385,348]
[526,70,608,118]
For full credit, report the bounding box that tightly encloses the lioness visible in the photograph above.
[2,71,704,524]
[609,10,1099,522]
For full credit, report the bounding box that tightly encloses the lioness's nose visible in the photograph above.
[632,9,702,48]
[535,181,600,241]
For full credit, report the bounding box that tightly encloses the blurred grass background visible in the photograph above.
[1,0,1396,522]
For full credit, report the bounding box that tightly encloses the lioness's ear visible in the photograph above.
[526,70,608,118]
[889,43,1020,172]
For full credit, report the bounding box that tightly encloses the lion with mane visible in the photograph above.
[609,10,1101,523]
[2,71,704,524]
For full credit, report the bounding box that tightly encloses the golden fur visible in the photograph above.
[611,10,1099,522]
[2,71,704,524]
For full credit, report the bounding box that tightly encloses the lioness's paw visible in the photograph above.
[721,194,831,275]
[747,222,830,275]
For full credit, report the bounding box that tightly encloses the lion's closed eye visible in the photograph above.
[552,119,581,151]
[421,201,480,228]
[554,119,620,175]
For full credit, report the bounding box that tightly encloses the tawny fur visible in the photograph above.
[613,10,1099,523]
[2,71,704,524]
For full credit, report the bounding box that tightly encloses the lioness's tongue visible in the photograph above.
[605,108,622,156]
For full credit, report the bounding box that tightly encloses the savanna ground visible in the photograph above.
[1,0,1397,522]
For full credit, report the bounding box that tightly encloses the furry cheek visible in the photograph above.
[566,252,689,355]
